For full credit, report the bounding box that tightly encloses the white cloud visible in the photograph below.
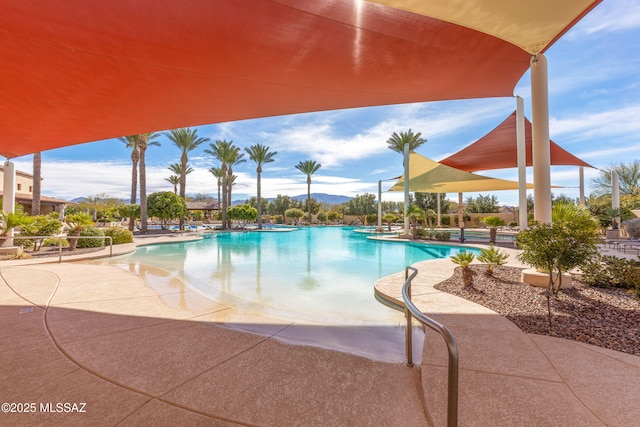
[569,0,640,36]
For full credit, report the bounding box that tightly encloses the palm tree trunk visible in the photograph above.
[31,152,41,216]
[129,156,138,232]
[257,171,262,229]
[139,143,148,234]
[179,153,187,230]
[221,166,228,230]
[307,177,311,225]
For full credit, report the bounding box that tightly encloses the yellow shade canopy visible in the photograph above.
[388,153,536,193]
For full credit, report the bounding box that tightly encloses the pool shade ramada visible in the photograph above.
[388,153,536,193]
[439,112,593,172]
[0,0,600,158]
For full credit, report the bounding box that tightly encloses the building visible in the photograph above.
[0,165,70,215]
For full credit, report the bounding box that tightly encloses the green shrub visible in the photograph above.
[104,226,133,245]
[43,237,69,247]
[508,221,518,228]
[581,255,640,298]
[476,245,509,275]
[440,216,450,226]
[76,226,105,248]
[451,250,475,286]
[434,230,450,241]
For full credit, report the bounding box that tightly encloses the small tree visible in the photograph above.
[118,204,140,231]
[19,213,62,251]
[285,208,305,225]
[327,211,342,224]
[406,205,424,239]
[147,191,188,229]
[382,213,399,231]
[65,212,95,250]
[483,216,505,244]
[316,211,328,224]
[517,204,599,328]
[450,250,475,287]
[227,204,258,228]
[476,245,509,275]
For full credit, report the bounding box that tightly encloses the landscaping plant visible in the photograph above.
[450,250,476,287]
[476,245,509,275]
[483,216,505,245]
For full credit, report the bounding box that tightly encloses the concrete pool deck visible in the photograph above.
[1,234,639,425]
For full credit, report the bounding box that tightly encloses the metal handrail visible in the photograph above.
[402,266,459,427]
[7,235,113,263]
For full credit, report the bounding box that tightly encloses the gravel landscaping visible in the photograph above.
[435,265,640,356]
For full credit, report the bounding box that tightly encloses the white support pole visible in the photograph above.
[579,167,585,206]
[436,193,441,227]
[531,53,552,224]
[377,179,382,231]
[2,160,16,247]
[612,170,620,227]
[403,144,410,236]
[516,95,528,230]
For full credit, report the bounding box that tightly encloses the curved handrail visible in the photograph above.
[402,266,459,427]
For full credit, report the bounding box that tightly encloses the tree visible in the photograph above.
[209,166,224,211]
[166,175,180,194]
[285,208,305,225]
[465,194,499,213]
[245,144,277,229]
[327,211,342,224]
[118,204,140,227]
[227,204,258,228]
[19,213,62,251]
[268,194,292,224]
[247,196,270,214]
[206,140,237,230]
[414,192,449,214]
[516,203,599,327]
[126,133,161,234]
[65,212,95,250]
[166,128,209,199]
[343,193,377,224]
[590,160,640,197]
[295,160,321,225]
[406,204,425,239]
[147,191,188,229]
[450,250,475,287]
[316,211,328,224]
[483,215,505,244]
[119,135,142,231]
[387,129,427,235]
[31,152,42,216]
[552,193,576,206]
[166,128,209,229]
[382,213,399,231]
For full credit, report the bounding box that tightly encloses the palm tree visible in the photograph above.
[406,204,425,239]
[136,132,161,234]
[209,167,224,212]
[226,149,245,220]
[167,162,194,195]
[295,160,321,225]
[166,128,208,229]
[386,129,426,236]
[245,144,277,229]
[205,140,240,230]
[119,135,140,231]
[166,175,180,194]
[166,128,209,199]
[31,152,42,216]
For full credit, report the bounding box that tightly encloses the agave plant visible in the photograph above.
[450,250,476,287]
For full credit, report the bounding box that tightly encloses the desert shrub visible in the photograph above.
[451,250,475,286]
[622,218,640,239]
[581,255,640,298]
[440,216,450,226]
[434,230,450,241]
[76,226,105,248]
[104,226,133,245]
[476,245,509,275]
[508,221,518,228]
[43,237,69,247]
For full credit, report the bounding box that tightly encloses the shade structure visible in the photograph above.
[388,153,535,193]
[0,0,600,158]
[439,111,593,172]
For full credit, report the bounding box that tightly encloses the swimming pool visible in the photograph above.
[103,227,478,324]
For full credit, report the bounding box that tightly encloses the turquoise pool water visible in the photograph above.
[104,227,478,324]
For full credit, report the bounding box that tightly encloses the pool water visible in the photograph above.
[104,227,478,324]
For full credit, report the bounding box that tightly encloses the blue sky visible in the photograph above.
[11,0,640,206]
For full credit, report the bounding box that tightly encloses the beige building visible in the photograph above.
[0,166,69,215]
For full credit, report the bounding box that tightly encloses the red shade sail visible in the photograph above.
[440,112,592,172]
[0,0,600,158]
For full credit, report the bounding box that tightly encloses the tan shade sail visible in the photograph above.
[439,112,593,172]
[388,153,535,193]
[0,0,600,158]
